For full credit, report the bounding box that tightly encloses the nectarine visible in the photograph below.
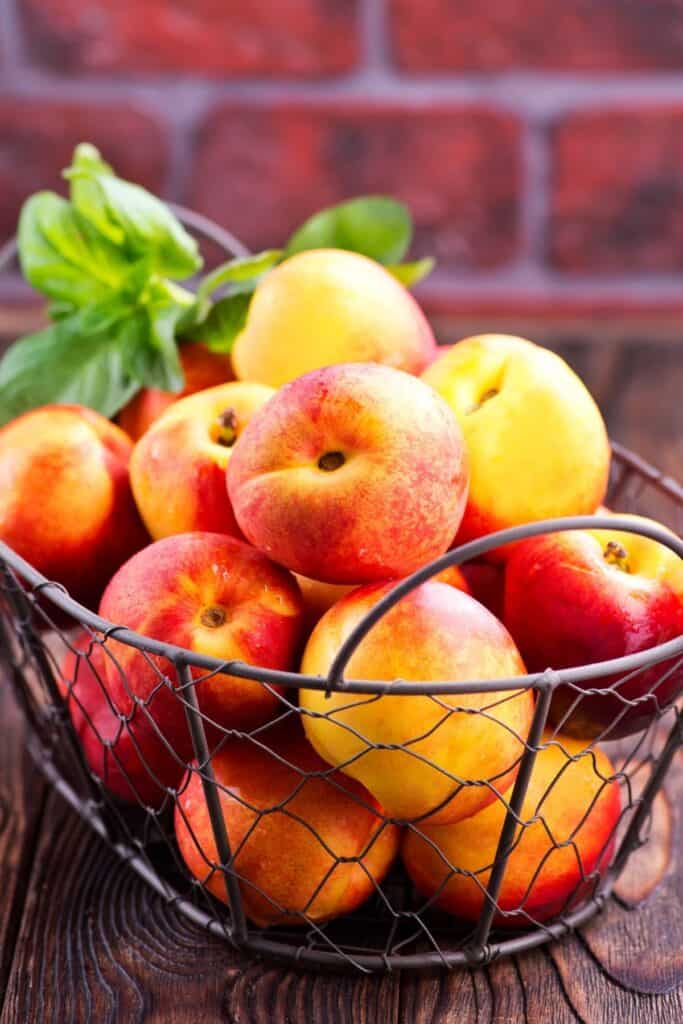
[300,581,534,825]
[227,363,469,584]
[422,335,610,548]
[99,533,305,761]
[231,249,436,386]
[0,405,147,610]
[174,722,400,926]
[60,633,183,806]
[130,381,274,541]
[504,519,683,738]
[402,732,621,926]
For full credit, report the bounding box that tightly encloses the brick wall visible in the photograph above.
[3,0,683,339]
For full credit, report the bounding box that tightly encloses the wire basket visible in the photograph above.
[1,214,682,973]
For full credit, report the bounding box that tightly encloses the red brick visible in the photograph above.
[0,100,167,243]
[22,0,359,77]
[188,103,521,270]
[550,109,683,271]
[390,0,683,71]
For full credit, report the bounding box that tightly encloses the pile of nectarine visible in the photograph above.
[1,248,680,934]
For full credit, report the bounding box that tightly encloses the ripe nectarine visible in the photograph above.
[231,249,436,386]
[99,533,305,761]
[300,581,534,825]
[227,363,469,584]
[402,732,621,926]
[131,381,273,541]
[0,404,147,610]
[174,722,400,926]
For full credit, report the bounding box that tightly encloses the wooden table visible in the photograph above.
[0,339,681,1023]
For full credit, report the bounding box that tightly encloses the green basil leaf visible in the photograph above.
[145,299,185,395]
[117,310,183,392]
[188,293,251,353]
[65,144,202,279]
[285,197,412,264]
[195,249,282,309]
[0,316,139,425]
[386,258,435,288]
[18,192,129,305]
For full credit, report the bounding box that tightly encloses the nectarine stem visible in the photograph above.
[216,408,238,447]
[317,451,345,472]
[603,540,630,572]
[200,606,227,628]
[467,388,499,415]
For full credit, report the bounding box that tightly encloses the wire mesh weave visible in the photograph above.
[0,216,681,973]
[0,449,681,973]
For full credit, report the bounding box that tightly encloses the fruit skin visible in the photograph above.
[231,249,436,387]
[503,519,683,739]
[300,581,533,826]
[174,721,400,927]
[422,335,610,548]
[296,565,469,632]
[427,343,454,365]
[118,342,234,441]
[0,404,148,609]
[60,633,183,806]
[227,363,469,584]
[99,533,305,761]
[402,732,621,926]
[460,560,506,620]
[130,381,274,541]
[295,575,356,631]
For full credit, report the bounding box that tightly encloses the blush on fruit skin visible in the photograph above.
[174,721,400,927]
[98,532,305,762]
[227,363,469,585]
[503,529,683,739]
[402,732,621,927]
[300,581,534,827]
[60,634,184,807]
[118,342,235,441]
[130,381,274,542]
[0,404,148,610]
[129,380,274,544]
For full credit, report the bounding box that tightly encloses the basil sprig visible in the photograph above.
[0,144,434,425]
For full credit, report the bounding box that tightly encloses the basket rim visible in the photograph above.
[2,442,681,698]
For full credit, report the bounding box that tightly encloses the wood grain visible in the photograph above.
[0,687,47,1001]
[0,691,680,1024]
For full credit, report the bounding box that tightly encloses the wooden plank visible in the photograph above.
[0,785,402,1023]
[0,687,47,1007]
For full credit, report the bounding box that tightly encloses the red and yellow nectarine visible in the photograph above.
[60,633,183,806]
[174,722,400,926]
[231,249,436,386]
[504,519,683,738]
[402,732,621,926]
[130,381,273,541]
[0,404,147,609]
[422,335,610,549]
[99,533,305,760]
[300,581,533,825]
[228,363,469,584]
